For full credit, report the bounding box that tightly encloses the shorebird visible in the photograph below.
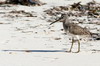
[50,13,100,53]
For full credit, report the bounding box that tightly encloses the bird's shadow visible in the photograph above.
[2,50,66,52]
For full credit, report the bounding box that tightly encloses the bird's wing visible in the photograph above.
[69,24,92,35]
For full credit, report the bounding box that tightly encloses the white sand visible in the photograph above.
[0,0,100,66]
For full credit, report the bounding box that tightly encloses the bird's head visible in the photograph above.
[50,13,69,25]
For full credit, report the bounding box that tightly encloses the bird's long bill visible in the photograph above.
[50,20,58,25]
[50,16,63,25]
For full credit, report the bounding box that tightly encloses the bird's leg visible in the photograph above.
[74,39,80,53]
[68,37,74,52]
[75,36,80,53]
[77,40,80,52]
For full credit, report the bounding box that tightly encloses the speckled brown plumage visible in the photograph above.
[63,22,92,36]
[61,13,91,36]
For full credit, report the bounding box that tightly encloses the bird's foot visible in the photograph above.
[65,50,80,53]
[65,50,71,53]
[72,50,80,53]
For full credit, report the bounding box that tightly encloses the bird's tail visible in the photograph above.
[92,33,100,40]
